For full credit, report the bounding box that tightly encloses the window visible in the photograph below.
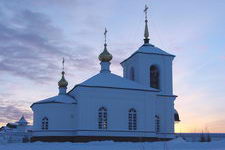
[98,107,107,129]
[150,65,159,89]
[42,117,48,130]
[130,67,135,81]
[155,115,160,133]
[128,108,137,130]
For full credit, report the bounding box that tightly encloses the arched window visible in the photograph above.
[155,115,160,133]
[42,117,48,130]
[98,107,107,129]
[130,67,135,81]
[128,108,137,130]
[150,65,159,89]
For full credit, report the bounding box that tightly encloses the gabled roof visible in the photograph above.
[121,43,175,64]
[76,72,159,92]
[31,94,77,107]
[17,116,28,124]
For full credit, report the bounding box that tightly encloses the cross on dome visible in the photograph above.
[62,57,65,72]
[104,28,107,45]
[144,4,150,44]
[98,28,112,62]
[58,58,68,88]
[144,4,149,20]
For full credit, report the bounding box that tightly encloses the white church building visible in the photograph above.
[30,6,180,142]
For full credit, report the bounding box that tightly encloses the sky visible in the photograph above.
[0,0,225,133]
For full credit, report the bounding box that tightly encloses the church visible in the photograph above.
[30,5,180,142]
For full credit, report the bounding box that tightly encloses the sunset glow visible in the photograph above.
[0,0,225,133]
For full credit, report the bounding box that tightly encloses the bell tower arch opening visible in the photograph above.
[150,65,159,89]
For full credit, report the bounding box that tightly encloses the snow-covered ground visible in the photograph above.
[1,138,225,150]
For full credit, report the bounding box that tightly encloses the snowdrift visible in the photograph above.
[1,138,225,150]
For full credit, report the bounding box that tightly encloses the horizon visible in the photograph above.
[0,0,225,133]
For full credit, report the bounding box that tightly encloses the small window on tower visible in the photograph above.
[130,67,135,81]
[150,65,159,89]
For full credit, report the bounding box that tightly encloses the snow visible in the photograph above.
[121,43,174,64]
[136,44,175,56]
[1,138,225,150]
[79,72,158,91]
[32,94,77,106]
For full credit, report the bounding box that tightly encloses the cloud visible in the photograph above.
[0,6,99,84]
[0,105,32,125]
[0,94,33,125]
[0,8,65,82]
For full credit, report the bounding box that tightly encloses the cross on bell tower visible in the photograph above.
[144,4,150,44]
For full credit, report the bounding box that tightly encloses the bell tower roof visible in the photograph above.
[121,44,175,64]
[121,5,175,65]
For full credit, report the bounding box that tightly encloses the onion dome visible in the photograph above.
[58,71,68,87]
[98,43,113,62]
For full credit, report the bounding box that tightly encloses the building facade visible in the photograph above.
[30,7,179,142]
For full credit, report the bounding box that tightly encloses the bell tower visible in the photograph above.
[121,5,175,96]
[121,5,177,135]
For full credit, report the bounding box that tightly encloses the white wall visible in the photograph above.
[122,53,174,95]
[156,95,175,136]
[32,103,77,130]
[70,86,157,137]
[121,51,176,138]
